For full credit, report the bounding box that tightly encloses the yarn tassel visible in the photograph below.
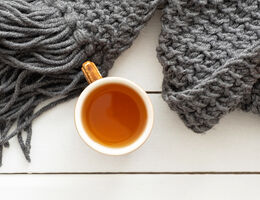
[0,0,86,74]
[0,0,88,162]
[0,0,161,163]
[0,67,86,161]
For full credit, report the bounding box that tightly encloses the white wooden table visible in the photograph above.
[1,11,260,199]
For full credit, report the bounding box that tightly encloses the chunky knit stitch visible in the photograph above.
[157,0,260,133]
[0,0,160,164]
[0,0,260,164]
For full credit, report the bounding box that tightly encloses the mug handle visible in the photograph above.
[81,61,103,84]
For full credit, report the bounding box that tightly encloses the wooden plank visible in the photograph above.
[109,11,163,92]
[1,174,260,200]
[1,94,260,172]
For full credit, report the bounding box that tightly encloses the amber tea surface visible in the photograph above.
[81,83,147,148]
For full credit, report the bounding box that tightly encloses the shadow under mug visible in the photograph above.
[74,61,154,155]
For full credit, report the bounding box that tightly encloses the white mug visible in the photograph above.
[74,61,154,155]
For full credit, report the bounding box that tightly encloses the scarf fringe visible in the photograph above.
[0,0,88,165]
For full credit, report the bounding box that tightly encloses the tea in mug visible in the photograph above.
[81,83,147,148]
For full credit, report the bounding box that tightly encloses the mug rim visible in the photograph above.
[74,77,154,155]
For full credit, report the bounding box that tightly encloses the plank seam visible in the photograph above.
[1,172,260,175]
[146,91,161,94]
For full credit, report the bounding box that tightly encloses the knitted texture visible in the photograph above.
[0,0,161,164]
[0,0,260,165]
[157,0,260,133]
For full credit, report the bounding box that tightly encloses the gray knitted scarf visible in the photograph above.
[0,0,259,164]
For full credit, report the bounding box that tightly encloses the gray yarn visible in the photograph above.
[0,0,260,165]
[0,0,161,164]
[157,0,260,133]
